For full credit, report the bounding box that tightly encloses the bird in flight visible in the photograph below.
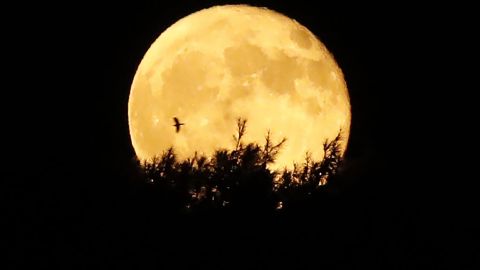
[173,117,185,133]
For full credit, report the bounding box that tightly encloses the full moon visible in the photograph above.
[128,5,351,170]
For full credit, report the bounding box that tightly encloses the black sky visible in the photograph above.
[6,1,475,268]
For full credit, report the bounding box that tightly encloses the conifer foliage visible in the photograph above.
[134,118,343,212]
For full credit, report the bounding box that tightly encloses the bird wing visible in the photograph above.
[174,117,180,125]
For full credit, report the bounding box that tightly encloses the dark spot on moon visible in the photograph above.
[224,43,268,77]
[261,50,303,95]
[162,51,219,113]
[307,60,333,87]
[224,43,305,95]
[305,97,323,115]
[290,26,312,49]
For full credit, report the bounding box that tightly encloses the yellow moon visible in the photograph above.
[128,5,351,170]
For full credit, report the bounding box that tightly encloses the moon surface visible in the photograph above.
[128,5,351,170]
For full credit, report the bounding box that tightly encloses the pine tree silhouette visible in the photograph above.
[133,118,344,213]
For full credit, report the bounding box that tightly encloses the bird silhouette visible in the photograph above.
[173,117,184,133]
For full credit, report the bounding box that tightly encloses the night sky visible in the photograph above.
[6,1,475,268]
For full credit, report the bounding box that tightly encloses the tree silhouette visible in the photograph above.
[132,118,344,213]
